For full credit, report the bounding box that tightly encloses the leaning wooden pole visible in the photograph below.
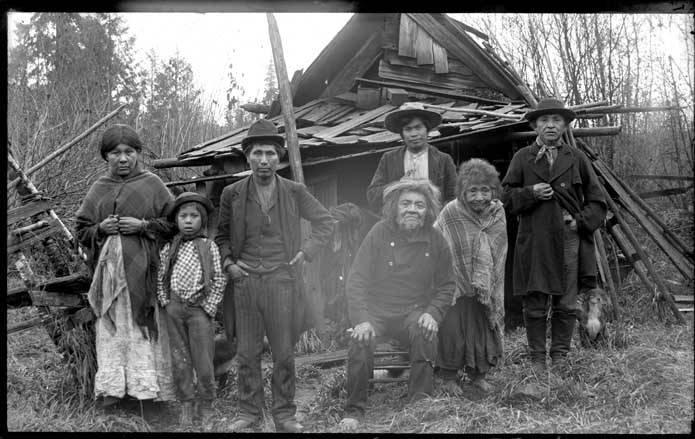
[266,12,304,184]
[566,126,684,324]
[8,104,127,190]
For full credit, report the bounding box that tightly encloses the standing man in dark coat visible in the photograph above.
[366,103,457,213]
[501,98,606,373]
[215,119,334,433]
[339,179,455,431]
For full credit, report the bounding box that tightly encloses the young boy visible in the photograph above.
[157,192,227,430]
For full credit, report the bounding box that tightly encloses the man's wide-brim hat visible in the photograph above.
[241,119,286,153]
[524,98,576,123]
[384,103,442,134]
[169,192,214,221]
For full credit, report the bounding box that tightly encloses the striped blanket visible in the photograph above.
[434,199,508,335]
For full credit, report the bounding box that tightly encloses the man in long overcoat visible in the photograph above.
[366,103,457,213]
[501,98,606,373]
[215,119,334,432]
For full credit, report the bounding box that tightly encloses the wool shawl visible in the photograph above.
[435,199,508,336]
[75,170,175,336]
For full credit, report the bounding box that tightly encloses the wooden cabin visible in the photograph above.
[153,13,622,329]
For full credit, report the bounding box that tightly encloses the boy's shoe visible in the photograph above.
[276,419,304,433]
[199,400,214,431]
[179,401,194,426]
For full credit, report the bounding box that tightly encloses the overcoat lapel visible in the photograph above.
[394,147,406,180]
[231,177,249,260]
[549,146,574,183]
[526,144,550,182]
[426,144,438,180]
[276,176,297,261]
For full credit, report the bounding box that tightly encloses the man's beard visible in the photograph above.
[397,213,425,231]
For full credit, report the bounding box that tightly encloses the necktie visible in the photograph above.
[535,145,558,168]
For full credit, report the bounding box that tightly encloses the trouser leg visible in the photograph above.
[187,306,216,401]
[234,276,265,421]
[404,311,435,400]
[345,337,376,418]
[261,276,297,424]
[165,299,196,401]
[523,292,549,365]
[551,225,580,361]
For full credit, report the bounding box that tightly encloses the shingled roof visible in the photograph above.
[171,13,538,166]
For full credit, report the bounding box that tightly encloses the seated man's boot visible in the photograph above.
[550,311,576,373]
[179,401,194,426]
[524,314,548,375]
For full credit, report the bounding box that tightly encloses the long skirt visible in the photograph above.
[438,296,503,375]
[90,236,176,401]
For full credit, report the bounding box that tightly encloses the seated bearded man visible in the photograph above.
[339,179,455,431]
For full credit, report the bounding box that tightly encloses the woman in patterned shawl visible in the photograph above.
[435,158,508,394]
[76,124,177,405]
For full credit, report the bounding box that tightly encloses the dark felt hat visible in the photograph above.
[524,98,576,123]
[384,103,442,134]
[241,119,286,153]
[169,192,214,221]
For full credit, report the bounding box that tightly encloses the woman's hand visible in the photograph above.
[118,216,145,235]
[98,215,119,235]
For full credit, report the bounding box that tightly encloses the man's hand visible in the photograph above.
[569,218,577,231]
[226,264,248,280]
[289,250,305,266]
[532,183,554,200]
[417,312,438,341]
[118,216,145,235]
[350,321,376,343]
[99,215,119,235]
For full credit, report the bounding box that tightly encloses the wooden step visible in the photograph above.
[7,199,52,225]
[7,272,90,297]
[7,219,64,254]
[28,290,85,307]
[673,295,694,303]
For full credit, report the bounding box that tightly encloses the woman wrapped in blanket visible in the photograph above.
[75,124,177,406]
[434,158,508,395]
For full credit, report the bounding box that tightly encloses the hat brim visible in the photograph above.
[384,109,442,134]
[169,193,214,221]
[524,108,576,123]
[241,134,286,151]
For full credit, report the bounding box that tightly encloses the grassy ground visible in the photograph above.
[7,280,693,433]
[6,206,693,433]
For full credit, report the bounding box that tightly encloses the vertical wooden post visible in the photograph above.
[266,13,304,184]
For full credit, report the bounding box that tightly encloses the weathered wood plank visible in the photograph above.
[359,130,402,143]
[378,60,487,91]
[385,49,474,77]
[414,24,434,65]
[356,77,511,105]
[397,13,417,58]
[297,125,330,138]
[319,106,356,125]
[432,41,449,73]
[29,290,84,307]
[7,220,64,254]
[594,159,694,279]
[407,13,518,98]
[8,317,46,335]
[314,104,395,140]
[8,200,53,225]
[321,31,383,99]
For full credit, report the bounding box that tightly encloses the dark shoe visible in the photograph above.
[97,395,120,409]
[198,400,214,431]
[229,417,258,432]
[529,359,546,377]
[179,401,194,426]
[276,419,304,433]
[524,313,548,364]
[550,311,576,360]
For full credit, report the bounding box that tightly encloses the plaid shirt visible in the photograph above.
[157,239,226,317]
